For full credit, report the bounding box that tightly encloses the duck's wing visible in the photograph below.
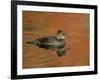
[35,36,56,44]
[33,36,56,49]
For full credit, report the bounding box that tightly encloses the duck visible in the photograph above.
[26,30,67,57]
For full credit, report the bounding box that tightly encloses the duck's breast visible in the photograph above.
[54,40,65,48]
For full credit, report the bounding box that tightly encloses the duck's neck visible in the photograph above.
[56,35,65,41]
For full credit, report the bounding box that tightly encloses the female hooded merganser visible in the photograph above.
[26,30,67,57]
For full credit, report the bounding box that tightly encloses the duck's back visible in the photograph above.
[33,36,65,49]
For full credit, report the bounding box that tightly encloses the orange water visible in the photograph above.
[23,11,89,69]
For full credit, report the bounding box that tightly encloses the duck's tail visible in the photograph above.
[26,41,32,44]
[26,41,38,45]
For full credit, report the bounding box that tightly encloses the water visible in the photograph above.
[23,11,89,69]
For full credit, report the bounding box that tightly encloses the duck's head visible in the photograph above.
[56,30,66,40]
